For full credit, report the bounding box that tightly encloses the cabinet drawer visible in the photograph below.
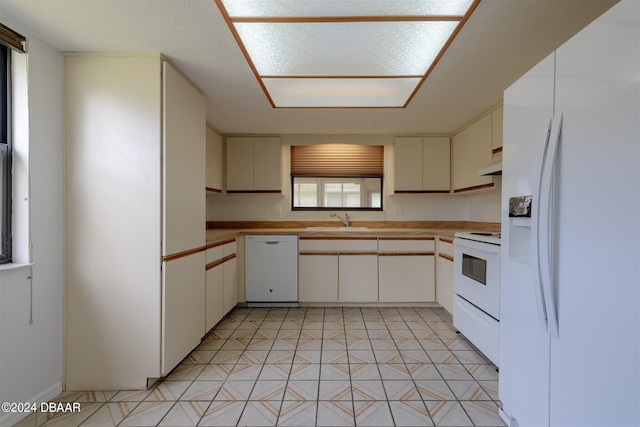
[299,237,377,252]
[378,238,434,252]
[223,239,237,256]
[437,239,454,258]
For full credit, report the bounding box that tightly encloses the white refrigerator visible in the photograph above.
[499,1,639,427]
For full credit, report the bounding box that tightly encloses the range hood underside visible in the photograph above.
[478,153,502,176]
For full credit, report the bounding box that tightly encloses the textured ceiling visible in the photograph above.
[0,0,617,135]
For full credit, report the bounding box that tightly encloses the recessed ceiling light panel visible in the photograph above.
[236,21,458,76]
[215,0,480,108]
[263,77,422,107]
[221,0,476,18]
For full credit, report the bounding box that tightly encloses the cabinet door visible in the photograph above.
[206,262,225,331]
[491,105,503,152]
[451,114,494,192]
[206,126,224,192]
[338,254,378,302]
[394,137,423,191]
[253,137,282,191]
[64,54,162,390]
[162,252,205,375]
[422,137,450,192]
[226,137,254,191]
[436,255,454,314]
[299,253,339,302]
[379,254,435,302]
[223,256,238,314]
[163,61,206,255]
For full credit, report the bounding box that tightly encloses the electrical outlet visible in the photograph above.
[271,204,282,215]
[394,205,403,215]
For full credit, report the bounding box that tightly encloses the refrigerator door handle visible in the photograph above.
[537,113,563,338]
[532,118,553,332]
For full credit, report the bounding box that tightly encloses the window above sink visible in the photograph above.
[290,144,383,211]
[292,177,382,211]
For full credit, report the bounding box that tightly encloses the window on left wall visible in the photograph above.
[0,44,11,263]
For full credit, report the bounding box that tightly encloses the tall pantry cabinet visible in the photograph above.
[64,54,206,390]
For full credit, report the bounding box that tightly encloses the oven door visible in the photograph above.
[453,237,500,320]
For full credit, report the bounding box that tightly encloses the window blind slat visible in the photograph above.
[291,144,383,177]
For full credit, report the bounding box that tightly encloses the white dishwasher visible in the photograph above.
[245,235,299,307]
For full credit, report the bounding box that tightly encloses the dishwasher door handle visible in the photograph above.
[264,241,280,245]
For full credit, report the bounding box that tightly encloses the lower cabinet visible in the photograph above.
[298,236,448,305]
[298,237,378,303]
[338,253,378,302]
[205,239,238,332]
[436,238,454,314]
[162,252,205,375]
[223,255,238,313]
[379,254,435,302]
[205,261,224,332]
[299,253,338,302]
[378,237,436,303]
[436,255,454,314]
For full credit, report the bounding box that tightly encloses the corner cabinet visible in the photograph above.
[451,106,502,193]
[394,136,450,193]
[226,136,282,193]
[206,125,224,193]
[491,105,503,153]
[64,54,206,390]
[451,114,493,192]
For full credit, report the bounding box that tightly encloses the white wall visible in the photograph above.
[207,190,502,223]
[0,29,64,427]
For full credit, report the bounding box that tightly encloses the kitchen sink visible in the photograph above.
[304,226,371,231]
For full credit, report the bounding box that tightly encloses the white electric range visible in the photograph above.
[453,231,501,366]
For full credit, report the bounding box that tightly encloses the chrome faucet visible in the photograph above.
[331,212,350,227]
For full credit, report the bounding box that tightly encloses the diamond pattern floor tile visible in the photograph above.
[35,306,505,427]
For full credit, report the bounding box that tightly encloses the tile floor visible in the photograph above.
[14,306,506,427]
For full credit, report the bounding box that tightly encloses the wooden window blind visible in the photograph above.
[291,144,384,177]
[0,23,25,53]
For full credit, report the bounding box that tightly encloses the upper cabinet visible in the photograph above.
[226,136,282,192]
[491,105,503,153]
[451,106,502,193]
[206,125,224,193]
[394,136,450,193]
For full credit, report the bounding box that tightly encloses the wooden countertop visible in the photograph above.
[206,227,476,243]
[205,221,499,243]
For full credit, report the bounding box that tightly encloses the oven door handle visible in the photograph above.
[453,238,500,254]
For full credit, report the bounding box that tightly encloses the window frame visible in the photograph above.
[0,44,11,263]
[291,175,383,212]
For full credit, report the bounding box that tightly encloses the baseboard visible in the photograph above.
[0,381,62,427]
[298,302,441,308]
